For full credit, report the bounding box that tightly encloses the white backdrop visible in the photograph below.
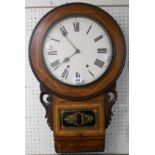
[26,0,129,7]
[25,1,129,154]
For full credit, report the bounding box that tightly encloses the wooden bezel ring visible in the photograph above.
[29,3,126,100]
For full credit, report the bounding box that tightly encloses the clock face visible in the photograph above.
[42,16,113,86]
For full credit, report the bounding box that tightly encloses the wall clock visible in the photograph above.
[29,3,126,153]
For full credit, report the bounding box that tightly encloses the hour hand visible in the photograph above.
[62,49,80,63]
[52,54,72,71]
[62,57,70,63]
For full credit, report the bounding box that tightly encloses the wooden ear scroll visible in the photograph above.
[104,83,117,128]
[40,85,53,130]
[40,84,52,118]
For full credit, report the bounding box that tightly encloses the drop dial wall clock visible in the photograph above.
[29,3,126,153]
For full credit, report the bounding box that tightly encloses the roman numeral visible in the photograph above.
[48,51,57,55]
[50,59,60,70]
[94,59,104,68]
[58,25,68,36]
[76,72,80,78]
[94,35,103,42]
[61,68,69,79]
[73,22,79,32]
[88,70,95,77]
[86,25,92,34]
[97,48,107,53]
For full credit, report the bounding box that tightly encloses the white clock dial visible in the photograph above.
[42,16,113,86]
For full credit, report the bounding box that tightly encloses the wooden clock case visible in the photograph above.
[29,3,126,153]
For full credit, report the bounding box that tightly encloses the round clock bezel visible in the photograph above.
[41,15,114,87]
[29,3,126,100]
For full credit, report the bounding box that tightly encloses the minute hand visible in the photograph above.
[65,36,78,50]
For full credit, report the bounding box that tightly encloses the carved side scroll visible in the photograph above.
[40,84,53,130]
[104,83,117,128]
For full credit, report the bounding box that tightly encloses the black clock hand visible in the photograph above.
[62,49,80,63]
[53,50,80,70]
[58,26,80,51]
[65,36,78,51]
